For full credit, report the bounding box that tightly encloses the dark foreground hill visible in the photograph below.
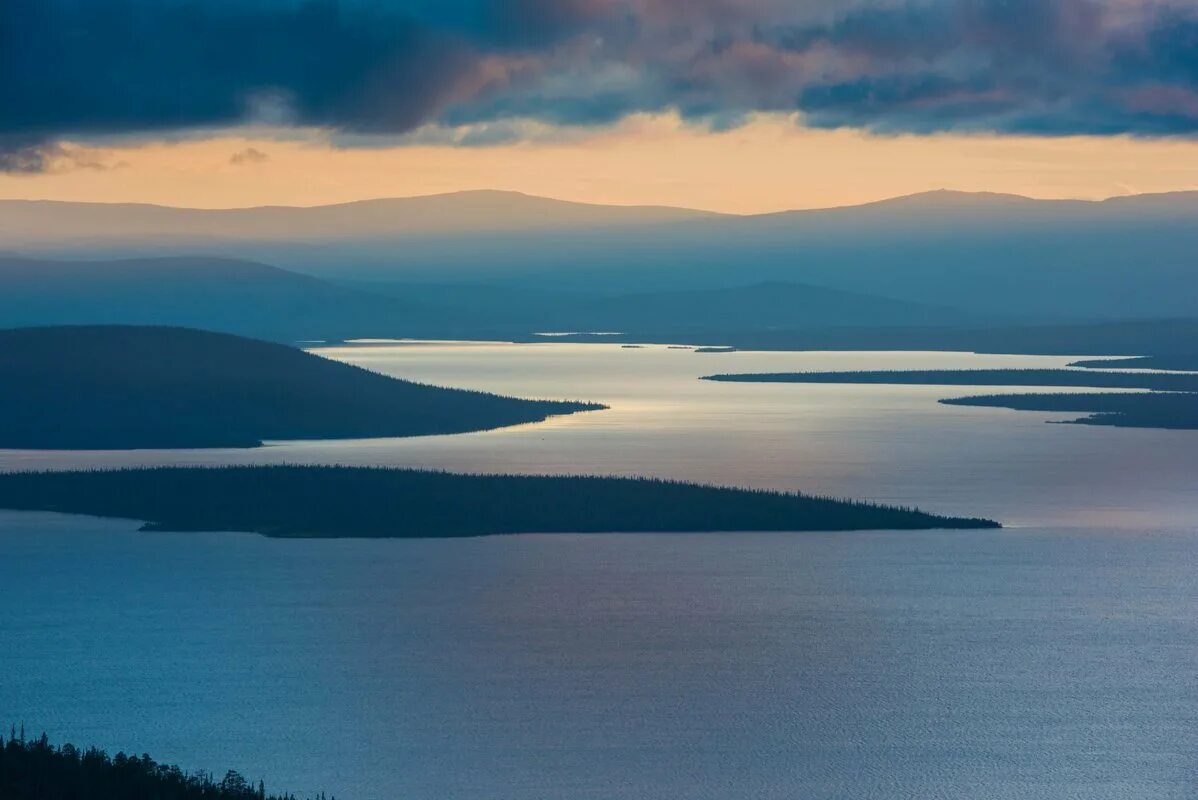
[0,466,999,536]
[0,731,315,800]
[0,326,600,449]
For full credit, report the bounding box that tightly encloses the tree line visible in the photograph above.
[0,465,999,538]
[0,728,328,800]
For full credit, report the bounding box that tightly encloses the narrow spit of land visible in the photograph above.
[940,392,1198,429]
[701,368,1198,391]
[701,369,1198,430]
[0,325,603,449]
[1068,355,1198,371]
[0,466,1000,536]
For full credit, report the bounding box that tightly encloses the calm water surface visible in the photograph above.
[1,343,1196,799]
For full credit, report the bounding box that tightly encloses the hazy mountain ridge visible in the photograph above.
[0,190,721,244]
[353,278,982,331]
[7,188,1196,246]
[0,255,986,338]
[560,280,975,329]
[3,254,1194,356]
[0,254,436,341]
[6,188,1197,322]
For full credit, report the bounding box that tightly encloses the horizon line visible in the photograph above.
[3,186,1198,218]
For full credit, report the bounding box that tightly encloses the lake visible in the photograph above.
[1,342,1196,799]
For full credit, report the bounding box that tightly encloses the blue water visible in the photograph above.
[2,343,1196,798]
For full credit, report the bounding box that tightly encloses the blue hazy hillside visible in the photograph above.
[0,191,719,242]
[235,190,1198,322]
[353,279,980,331]
[6,189,1198,328]
[0,256,989,339]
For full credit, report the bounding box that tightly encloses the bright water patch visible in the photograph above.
[3,343,1196,527]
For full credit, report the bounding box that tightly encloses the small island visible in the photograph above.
[701,368,1198,430]
[0,466,999,536]
[0,325,603,449]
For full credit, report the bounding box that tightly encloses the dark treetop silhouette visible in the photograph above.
[0,325,602,449]
[702,369,1198,431]
[0,466,999,537]
[0,729,321,800]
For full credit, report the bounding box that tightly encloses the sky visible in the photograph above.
[3,0,1198,213]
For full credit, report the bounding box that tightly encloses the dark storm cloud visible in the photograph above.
[3,0,1198,170]
[776,0,1198,135]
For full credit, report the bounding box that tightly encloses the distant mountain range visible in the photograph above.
[0,255,429,341]
[327,188,1194,321]
[5,188,1197,323]
[360,278,979,332]
[0,190,717,244]
[3,252,1196,357]
[6,188,1197,246]
[0,255,983,340]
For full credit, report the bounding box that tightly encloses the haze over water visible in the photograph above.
[2,342,1196,799]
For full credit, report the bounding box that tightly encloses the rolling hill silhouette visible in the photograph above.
[0,256,983,338]
[0,326,601,449]
[8,188,1198,324]
[541,280,975,330]
[0,255,439,341]
[231,189,1196,321]
[0,190,718,244]
[354,279,979,332]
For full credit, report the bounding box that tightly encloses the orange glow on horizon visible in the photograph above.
[3,114,1197,214]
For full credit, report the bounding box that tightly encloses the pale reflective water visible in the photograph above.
[2,343,1196,799]
[4,342,1197,527]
